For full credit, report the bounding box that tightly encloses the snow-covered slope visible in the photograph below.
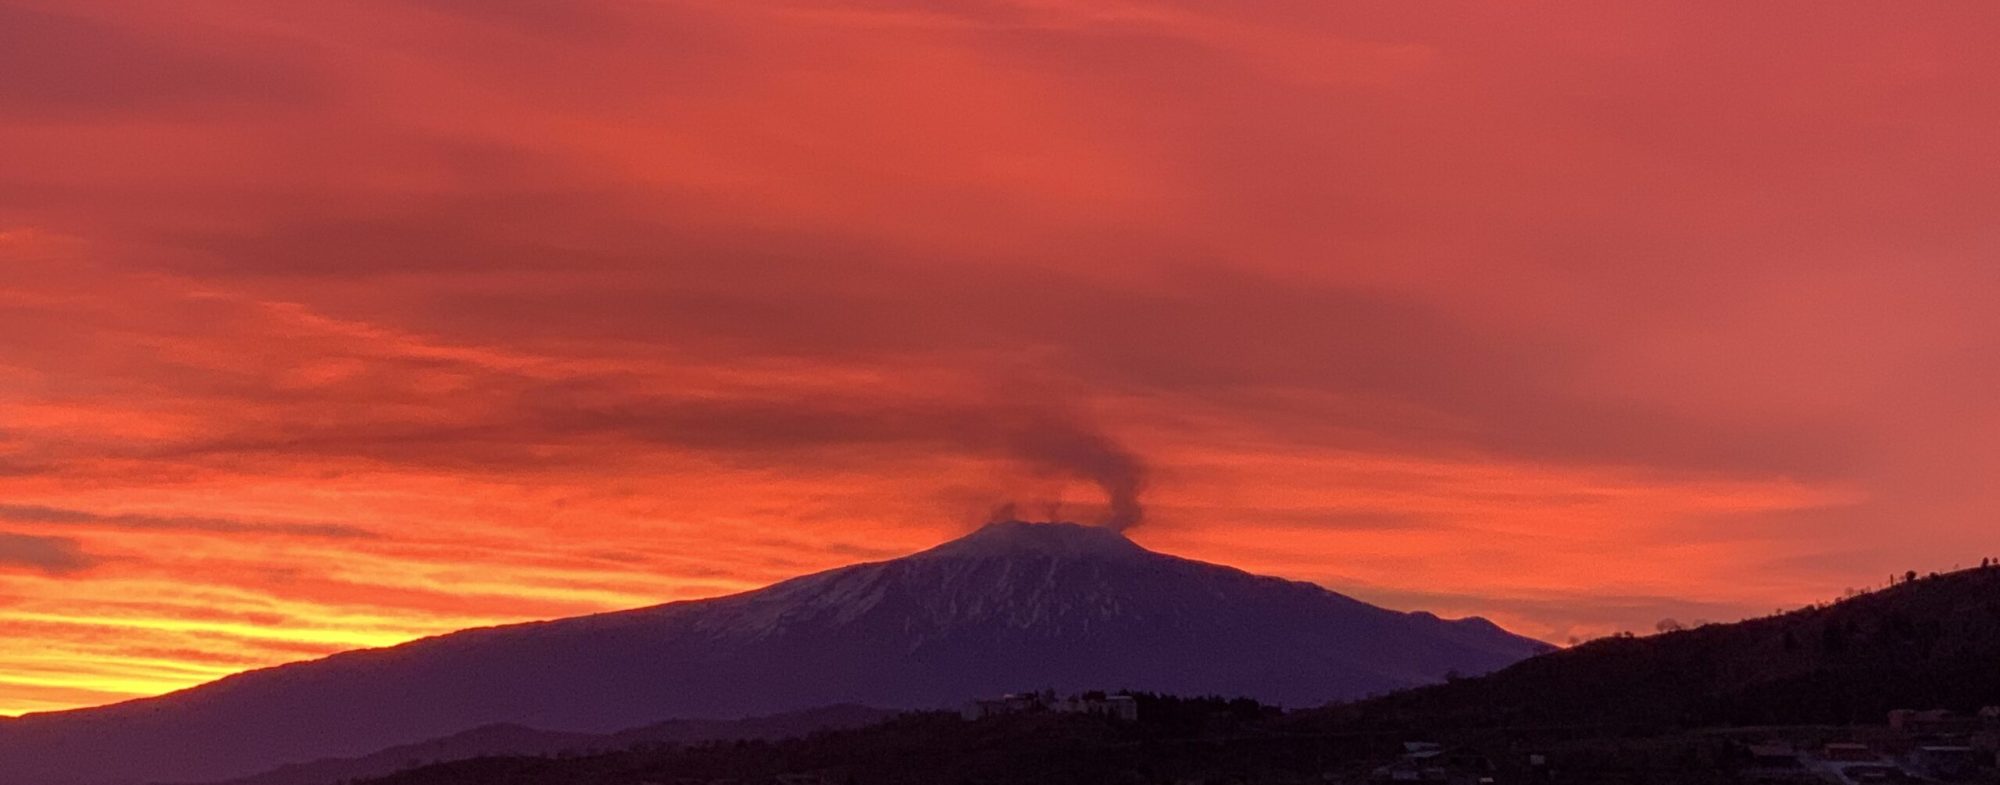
[0,522,1549,785]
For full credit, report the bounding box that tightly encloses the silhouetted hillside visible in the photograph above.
[1313,564,2000,733]
[360,696,1327,785]
[204,705,895,785]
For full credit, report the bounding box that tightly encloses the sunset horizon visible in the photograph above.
[0,510,1959,718]
[4,9,2000,781]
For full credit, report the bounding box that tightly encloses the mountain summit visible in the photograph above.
[0,521,1549,785]
[915,520,1147,561]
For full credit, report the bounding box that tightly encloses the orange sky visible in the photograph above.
[3,0,1999,716]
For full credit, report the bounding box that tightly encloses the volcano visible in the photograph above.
[0,521,1549,785]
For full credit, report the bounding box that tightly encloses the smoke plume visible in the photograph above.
[996,414,1148,531]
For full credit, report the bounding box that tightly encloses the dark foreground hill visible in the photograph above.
[1318,563,2000,734]
[0,521,1544,785]
[361,696,1333,785]
[206,705,895,785]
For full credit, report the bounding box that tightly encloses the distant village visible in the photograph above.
[1368,706,2000,785]
[961,690,1142,723]
[1733,707,2000,785]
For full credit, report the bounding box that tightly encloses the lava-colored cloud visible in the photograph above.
[2,0,1998,714]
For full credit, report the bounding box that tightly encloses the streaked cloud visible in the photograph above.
[0,532,99,576]
[0,504,373,539]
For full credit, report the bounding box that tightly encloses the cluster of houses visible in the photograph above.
[1739,707,2000,784]
[1363,707,2000,785]
[960,689,1141,722]
[1369,741,1497,784]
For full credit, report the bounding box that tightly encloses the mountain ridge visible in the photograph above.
[1308,562,2000,733]
[0,521,1548,785]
